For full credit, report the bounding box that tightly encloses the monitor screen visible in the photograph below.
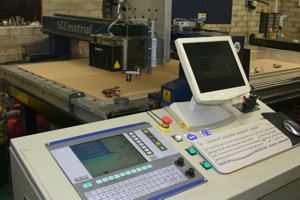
[70,135,147,178]
[175,36,250,104]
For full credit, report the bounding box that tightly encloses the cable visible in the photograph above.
[107,13,122,36]
[94,0,126,34]
[146,111,165,128]
[247,9,256,44]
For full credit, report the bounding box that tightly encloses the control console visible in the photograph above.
[46,122,207,200]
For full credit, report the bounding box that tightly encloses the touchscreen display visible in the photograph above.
[183,41,245,93]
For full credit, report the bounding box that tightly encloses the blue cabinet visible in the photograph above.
[172,0,232,24]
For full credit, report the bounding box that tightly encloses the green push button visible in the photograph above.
[201,161,212,170]
[82,182,93,188]
[187,147,197,156]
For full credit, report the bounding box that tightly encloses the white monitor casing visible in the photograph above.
[175,36,250,105]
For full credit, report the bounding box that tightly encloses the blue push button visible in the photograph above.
[186,133,198,141]
[82,182,93,188]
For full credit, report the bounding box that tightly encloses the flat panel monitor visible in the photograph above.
[171,36,250,130]
[175,36,250,104]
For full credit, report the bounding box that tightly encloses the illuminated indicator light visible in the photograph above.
[108,176,114,180]
[96,179,103,184]
[83,182,92,188]
[142,166,147,170]
[143,130,149,133]
[131,169,137,173]
[155,142,161,145]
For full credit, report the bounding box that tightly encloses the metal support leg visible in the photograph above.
[20,104,37,135]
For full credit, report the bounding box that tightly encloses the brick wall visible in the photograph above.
[1,0,299,63]
[205,0,282,40]
[203,0,299,39]
[280,0,300,38]
[42,0,104,58]
[42,0,103,18]
[0,26,46,64]
[42,0,298,42]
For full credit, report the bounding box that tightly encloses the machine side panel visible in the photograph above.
[10,148,44,200]
[126,0,172,65]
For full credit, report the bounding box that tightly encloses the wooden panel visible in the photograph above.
[19,58,180,102]
[250,59,300,76]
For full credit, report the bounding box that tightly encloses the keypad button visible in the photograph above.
[85,192,93,197]
[86,164,191,200]
[91,190,98,195]
[120,173,126,177]
[114,174,120,179]
[102,178,109,182]
[82,182,93,189]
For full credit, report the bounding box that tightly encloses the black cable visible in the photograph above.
[146,111,165,128]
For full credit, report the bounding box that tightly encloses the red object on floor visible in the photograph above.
[36,114,51,132]
[6,116,22,139]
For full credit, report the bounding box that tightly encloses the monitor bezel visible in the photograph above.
[175,36,250,104]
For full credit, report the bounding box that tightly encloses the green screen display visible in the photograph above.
[70,135,147,177]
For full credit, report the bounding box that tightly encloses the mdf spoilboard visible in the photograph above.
[18,58,180,102]
[250,59,300,76]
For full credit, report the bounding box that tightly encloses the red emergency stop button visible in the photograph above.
[162,116,172,128]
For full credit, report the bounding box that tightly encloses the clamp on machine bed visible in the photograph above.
[68,92,86,114]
